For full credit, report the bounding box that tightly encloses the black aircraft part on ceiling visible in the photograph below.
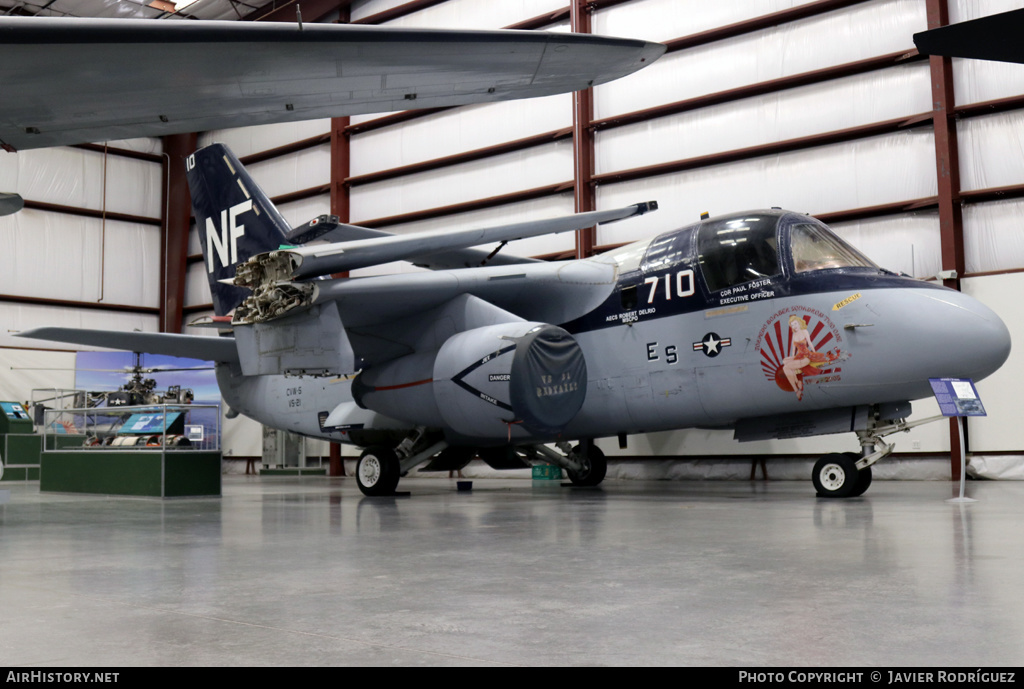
[914,8,1024,64]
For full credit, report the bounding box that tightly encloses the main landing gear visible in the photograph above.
[353,428,610,496]
[531,441,608,487]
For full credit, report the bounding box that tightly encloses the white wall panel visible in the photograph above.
[962,272,1024,452]
[103,137,162,155]
[355,0,566,28]
[596,130,938,246]
[0,211,158,308]
[350,95,571,175]
[953,59,1024,106]
[0,349,77,406]
[964,198,1024,274]
[199,120,331,159]
[350,0,408,21]
[246,144,331,200]
[105,155,162,218]
[350,140,573,222]
[185,261,213,309]
[829,212,941,279]
[597,62,931,174]
[0,302,156,350]
[958,111,1024,192]
[596,0,805,43]
[595,0,925,119]
[0,148,160,219]
[222,412,263,459]
[99,220,161,308]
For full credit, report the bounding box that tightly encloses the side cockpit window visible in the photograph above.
[790,222,878,273]
[697,215,781,293]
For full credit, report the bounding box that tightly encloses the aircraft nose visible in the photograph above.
[908,287,1011,383]
[841,286,1011,396]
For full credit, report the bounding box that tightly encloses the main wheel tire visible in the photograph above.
[356,446,400,496]
[812,453,860,498]
[567,443,607,487]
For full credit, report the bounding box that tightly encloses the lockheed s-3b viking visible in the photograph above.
[4,18,1010,497]
[25,144,1011,498]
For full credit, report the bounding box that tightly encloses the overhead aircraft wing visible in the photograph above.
[267,202,657,280]
[0,18,665,151]
[914,8,1024,63]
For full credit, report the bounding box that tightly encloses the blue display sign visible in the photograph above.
[929,378,987,417]
[116,412,183,435]
[0,402,29,420]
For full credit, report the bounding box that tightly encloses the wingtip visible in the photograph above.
[634,200,659,215]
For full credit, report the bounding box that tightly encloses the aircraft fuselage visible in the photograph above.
[217,210,1010,449]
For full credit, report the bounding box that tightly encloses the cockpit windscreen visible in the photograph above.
[790,222,878,274]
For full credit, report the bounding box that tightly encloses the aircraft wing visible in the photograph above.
[293,221,542,269]
[269,202,656,280]
[0,17,666,151]
[914,8,1024,63]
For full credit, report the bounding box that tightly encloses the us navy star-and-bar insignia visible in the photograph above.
[693,332,732,357]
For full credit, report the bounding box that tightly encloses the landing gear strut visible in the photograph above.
[354,427,447,497]
[531,440,608,487]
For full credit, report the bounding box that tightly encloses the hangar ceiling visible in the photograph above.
[0,0,257,21]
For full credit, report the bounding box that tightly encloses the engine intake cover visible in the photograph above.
[434,322,587,439]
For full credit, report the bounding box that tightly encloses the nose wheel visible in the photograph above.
[812,452,872,498]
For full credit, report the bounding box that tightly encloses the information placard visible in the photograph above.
[929,378,986,417]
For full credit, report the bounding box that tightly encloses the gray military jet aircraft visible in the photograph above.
[22,143,1011,498]
[5,18,1012,497]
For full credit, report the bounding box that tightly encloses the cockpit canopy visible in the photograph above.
[603,209,879,295]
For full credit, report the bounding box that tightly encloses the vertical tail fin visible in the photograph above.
[186,143,291,317]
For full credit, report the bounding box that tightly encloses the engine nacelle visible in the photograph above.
[353,322,587,442]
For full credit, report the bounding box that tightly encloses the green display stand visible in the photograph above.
[0,402,41,482]
[41,450,222,497]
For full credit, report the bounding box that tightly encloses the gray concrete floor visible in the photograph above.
[1,476,1023,667]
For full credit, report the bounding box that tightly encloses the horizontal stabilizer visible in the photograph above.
[17,327,239,364]
[0,192,23,216]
